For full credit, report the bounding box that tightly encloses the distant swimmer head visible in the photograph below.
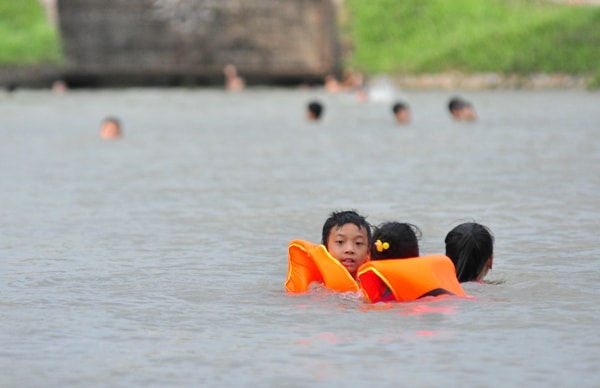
[392,101,411,123]
[307,100,324,121]
[100,116,122,140]
[224,63,245,91]
[448,96,477,121]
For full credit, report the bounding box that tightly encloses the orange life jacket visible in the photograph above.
[285,239,360,293]
[357,255,466,303]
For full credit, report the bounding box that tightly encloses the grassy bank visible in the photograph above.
[344,0,600,84]
[0,1,61,65]
[2,0,600,87]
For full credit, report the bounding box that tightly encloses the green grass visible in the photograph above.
[3,0,600,85]
[0,0,61,65]
[345,0,600,76]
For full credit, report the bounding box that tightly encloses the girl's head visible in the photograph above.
[445,222,494,282]
[370,222,421,260]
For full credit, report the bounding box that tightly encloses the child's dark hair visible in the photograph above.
[370,222,421,260]
[392,102,408,114]
[308,101,324,119]
[448,96,470,112]
[321,210,371,246]
[445,222,494,282]
[103,116,121,125]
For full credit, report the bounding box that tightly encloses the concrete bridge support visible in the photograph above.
[57,0,340,86]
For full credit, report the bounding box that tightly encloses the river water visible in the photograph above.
[1,87,599,387]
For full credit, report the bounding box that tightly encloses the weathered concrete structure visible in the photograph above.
[57,0,340,86]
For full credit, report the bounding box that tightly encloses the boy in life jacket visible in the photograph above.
[284,210,371,293]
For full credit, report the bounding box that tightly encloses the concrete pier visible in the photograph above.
[57,0,340,86]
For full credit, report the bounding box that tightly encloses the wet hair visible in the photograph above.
[308,101,324,119]
[445,222,494,282]
[448,96,471,113]
[370,222,421,260]
[103,116,121,126]
[392,102,409,114]
[321,210,371,246]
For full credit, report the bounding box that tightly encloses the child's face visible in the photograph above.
[100,121,121,139]
[395,109,410,123]
[326,223,370,278]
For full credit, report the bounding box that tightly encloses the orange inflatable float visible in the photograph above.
[285,239,360,293]
[357,254,466,303]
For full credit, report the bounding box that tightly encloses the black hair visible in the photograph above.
[308,101,324,119]
[370,222,421,260]
[448,96,471,112]
[321,210,371,246]
[103,116,121,126]
[445,222,494,282]
[392,102,409,114]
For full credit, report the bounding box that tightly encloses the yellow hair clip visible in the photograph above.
[375,239,390,252]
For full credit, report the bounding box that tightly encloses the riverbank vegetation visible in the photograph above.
[2,0,600,87]
[0,1,61,65]
[343,0,600,86]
